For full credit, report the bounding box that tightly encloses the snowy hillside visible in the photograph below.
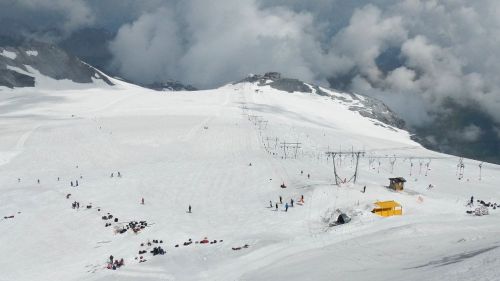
[1,74,499,281]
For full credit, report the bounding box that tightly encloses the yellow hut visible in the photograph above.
[389,177,406,191]
[372,200,402,217]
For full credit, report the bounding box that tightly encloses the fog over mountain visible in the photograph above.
[1,0,499,162]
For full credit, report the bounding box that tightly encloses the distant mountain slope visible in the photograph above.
[0,41,113,88]
[237,72,405,130]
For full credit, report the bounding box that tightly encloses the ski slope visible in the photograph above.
[1,76,499,281]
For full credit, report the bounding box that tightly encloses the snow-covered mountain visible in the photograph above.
[0,41,113,88]
[1,69,499,281]
[238,72,405,129]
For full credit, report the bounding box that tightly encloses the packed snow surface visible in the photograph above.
[1,77,499,281]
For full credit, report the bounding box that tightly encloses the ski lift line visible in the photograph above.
[361,146,421,152]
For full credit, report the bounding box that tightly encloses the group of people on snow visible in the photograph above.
[107,255,124,270]
[270,195,304,212]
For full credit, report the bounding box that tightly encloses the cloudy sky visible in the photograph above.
[1,0,500,131]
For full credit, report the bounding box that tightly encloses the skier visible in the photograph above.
[76,180,79,187]
[117,171,121,177]
[290,198,294,207]
[470,196,474,206]
[307,174,310,179]
[141,198,144,205]
[111,173,114,178]
[188,205,192,213]
[269,200,272,208]
[71,181,73,187]
[17,178,20,183]
[285,202,289,212]
[57,177,60,181]
[37,179,40,184]
[363,186,366,193]
[109,255,114,264]
[300,170,303,175]
[76,202,80,209]
[279,196,282,204]
[275,203,278,211]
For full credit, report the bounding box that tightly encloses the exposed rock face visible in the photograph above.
[0,41,113,88]
[236,72,405,130]
[142,81,197,92]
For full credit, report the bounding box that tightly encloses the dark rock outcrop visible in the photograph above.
[0,40,113,88]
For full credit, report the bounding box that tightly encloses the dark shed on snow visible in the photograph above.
[389,177,406,191]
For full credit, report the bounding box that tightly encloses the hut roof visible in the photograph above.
[389,177,406,183]
[374,200,401,208]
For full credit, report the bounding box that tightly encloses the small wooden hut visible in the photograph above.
[389,177,406,191]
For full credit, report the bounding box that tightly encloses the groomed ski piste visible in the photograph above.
[1,70,500,281]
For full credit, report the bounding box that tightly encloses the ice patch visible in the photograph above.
[0,50,17,60]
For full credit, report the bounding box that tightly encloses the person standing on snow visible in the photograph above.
[363,186,366,193]
[269,201,272,208]
[307,174,310,179]
[188,205,192,213]
[290,199,294,207]
[141,198,144,205]
[279,196,282,204]
[275,203,278,211]
[285,203,289,212]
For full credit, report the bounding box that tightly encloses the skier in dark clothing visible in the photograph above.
[188,205,192,213]
[470,196,474,206]
[71,181,73,187]
[307,174,310,179]
[275,203,278,211]
[285,203,289,212]
[111,173,114,178]
[117,172,121,177]
[279,196,282,204]
[76,180,79,187]
[37,179,40,184]
[363,186,366,193]
[290,199,294,207]
[269,201,272,208]
[109,255,114,264]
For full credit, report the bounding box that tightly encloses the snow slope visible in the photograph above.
[1,76,499,281]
